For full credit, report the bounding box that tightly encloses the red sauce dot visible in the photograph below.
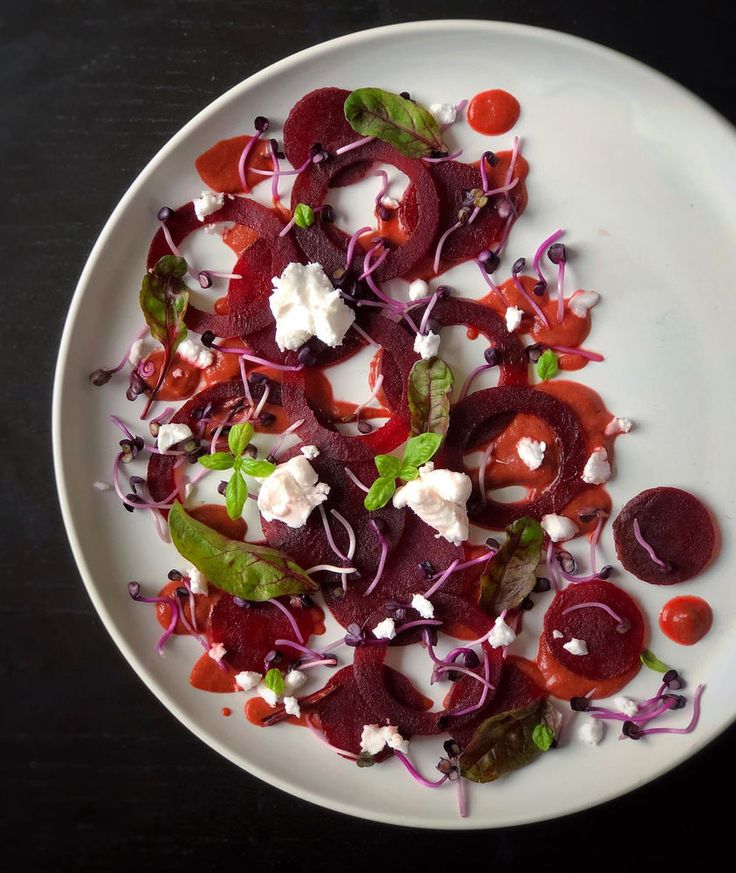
[467,90,521,136]
[222,707,232,717]
[659,596,712,646]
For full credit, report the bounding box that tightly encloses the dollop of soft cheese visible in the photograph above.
[177,337,214,369]
[541,513,578,543]
[283,696,301,717]
[562,637,588,656]
[578,719,605,745]
[270,262,355,351]
[413,330,441,360]
[208,642,227,662]
[393,462,471,546]
[256,455,330,528]
[516,437,546,471]
[505,306,523,332]
[429,103,457,126]
[283,670,307,695]
[193,190,225,221]
[614,696,639,717]
[188,566,208,595]
[582,447,611,485]
[410,593,435,619]
[157,423,193,453]
[257,681,279,707]
[569,289,600,318]
[360,724,410,756]
[488,615,517,648]
[234,671,261,691]
[605,416,633,436]
[372,618,396,640]
[408,279,430,301]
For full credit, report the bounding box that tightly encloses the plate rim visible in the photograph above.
[52,18,736,830]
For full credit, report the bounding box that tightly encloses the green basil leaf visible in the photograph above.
[241,458,277,478]
[459,700,545,783]
[363,476,397,511]
[169,502,318,600]
[397,464,419,482]
[293,203,315,228]
[139,255,189,349]
[640,649,670,673]
[375,454,401,478]
[198,452,235,471]
[228,422,254,457]
[264,668,285,696]
[531,723,554,752]
[479,517,543,614]
[225,470,248,520]
[401,432,442,469]
[344,87,445,159]
[408,356,454,439]
[536,349,559,381]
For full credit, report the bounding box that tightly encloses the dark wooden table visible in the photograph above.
[2,1,732,869]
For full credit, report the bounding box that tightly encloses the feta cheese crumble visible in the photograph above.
[283,696,301,718]
[552,629,564,639]
[408,279,430,301]
[283,669,307,695]
[177,337,214,369]
[568,290,600,318]
[605,416,633,436]
[270,262,355,352]
[393,462,472,546]
[579,718,605,745]
[372,618,396,640]
[414,330,441,360]
[300,445,320,460]
[235,671,262,691]
[193,190,225,221]
[488,615,517,649]
[410,593,435,619]
[257,681,279,708]
[188,566,208,595]
[256,455,330,528]
[208,642,227,662]
[380,195,400,209]
[516,437,546,471]
[541,513,579,543]
[505,306,523,332]
[582,447,611,485]
[562,638,589,656]
[157,423,193,453]
[614,696,639,717]
[128,337,149,366]
[429,103,457,126]
[360,724,410,756]
[93,481,111,491]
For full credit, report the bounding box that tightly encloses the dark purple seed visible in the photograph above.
[622,720,642,740]
[663,670,682,689]
[484,346,500,366]
[201,330,216,348]
[376,204,393,221]
[126,372,146,401]
[666,693,687,709]
[485,537,500,550]
[557,551,576,574]
[420,560,435,579]
[320,204,336,223]
[570,696,590,712]
[167,569,183,581]
[259,412,276,426]
[128,581,141,599]
[198,271,213,289]
[532,281,547,296]
[512,257,525,275]
[89,368,113,386]
[123,501,135,513]
[463,650,480,669]
[157,206,174,222]
[548,243,566,265]
[268,137,279,154]
[265,649,282,665]
[248,371,269,385]
[525,343,545,363]
[175,586,188,598]
[425,318,442,335]
[482,251,501,274]
[217,480,227,495]
[444,738,462,758]
[132,436,144,452]
[277,150,286,160]
[399,91,411,100]
[482,151,499,167]
[599,565,613,579]
[254,115,269,132]
[430,149,448,159]
[521,596,534,611]
[435,285,452,299]
[533,576,551,593]
[297,344,317,366]
[308,141,324,157]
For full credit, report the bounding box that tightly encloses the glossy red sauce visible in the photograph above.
[142,350,202,400]
[467,90,521,136]
[245,696,309,727]
[536,634,640,700]
[188,503,247,540]
[659,596,713,645]
[156,579,218,634]
[190,652,237,693]
[222,224,260,255]
[195,135,272,194]
[222,707,232,716]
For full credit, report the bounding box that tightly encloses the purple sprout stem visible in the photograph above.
[269,139,281,204]
[100,326,148,376]
[456,772,467,818]
[363,520,389,596]
[511,274,550,327]
[433,663,496,692]
[161,221,182,258]
[350,321,379,345]
[362,247,403,311]
[639,685,705,736]
[345,225,372,267]
[359,245,390,281]
[447,649,492,718]
[424,559,461,599]
[112,454,179,509]
[249,155,312,178]
[394,751,450,787]
[476,258,501,294]
[532,228,564,288]
[428,551,494,581]
[589,514,605,575]
[319,504,348,562]
[433,221,462,274]
[418,291,440,335]
[211,346,305,372]
[561,601,627,628]
[459,363,491,401]
[556,261,566,324]
[395,619,443,636]
[421,149,463,164]
[374,170,389,207]
[335,135,375,155]
[238,130,263,193]
[268,599,305,644]
[273,639,322,659]
[478,442,494,507]
[344,467,369,493]
[547,540,561,593]
[550,344,605,362]
[299,658,339,670]
[633,518,669,568]
[109,415,134,440]
[269,418,305,460]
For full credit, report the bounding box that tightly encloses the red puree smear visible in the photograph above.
[222,707,232,717]
[188,503,247,540]
[195,135,273,193]
[660,596,713,645]
[467,90,521,136]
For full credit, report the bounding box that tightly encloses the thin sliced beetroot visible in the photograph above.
[209,594,320,672]
[290,140,439,283]
[280,315,416,462]
[443,386,588,529]
[613,487,716,585]
[284,88,356,168]
[541,580,645,681]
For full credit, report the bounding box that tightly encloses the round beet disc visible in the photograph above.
[613,487,715,585]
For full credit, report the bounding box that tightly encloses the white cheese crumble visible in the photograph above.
[516,437,546,471]
[188,566,208,595]
[578,718,605,745]
[208,642,227,662]
[380,195,400,209]
[283,669,307,695]
[393,462,471,546]
[408,279,431,301]
[256,455,330,528]
[360,724,410,756]
[177,337,214,369]
[300,445,320,460]
[552,629,564,639]
[605,416,633,436]
[562,638,589,656]
[157,423,193,453]
[235,671,262,691]
[414,330,441,360]
[372,618,396,640]
[283,696,301,717]
[582,447,611,485]
[614,696,639,717]
[93,481,111,491]
[203,223,220,235]
[257,681,279,708]
[429,103,457,126]
[128,337,149,366]
[541,513,579,543]
[505,306,523,332]
[270,261,355,351]
[410,593,435,619]
[193,190,225,221]
[488,616,517,649]
[569,289,600,318]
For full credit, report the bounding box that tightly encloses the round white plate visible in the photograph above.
[53,20,736,829]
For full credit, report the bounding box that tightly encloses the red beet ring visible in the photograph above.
[290,140,440,283]
[280,314,417,463]
[442,386,588,529]
[613,487,716,585]
[541,579,645,680]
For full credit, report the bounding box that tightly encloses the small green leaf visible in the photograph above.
[640,649,670,673]
[364,476,397,511]
[264,668,285,696]
[198,452,235,471]
[241,458,277,478]
[344,88,445,159]
[225,470,248,520]
[536,349,559,381]
[375,454,401,478]
[532,723,554,752]
[228,422,254,457]
[401,432,442,469]
[408,356,454,439]
[479,517,544,614]
[397,464,419,482]
[293,203,315,228]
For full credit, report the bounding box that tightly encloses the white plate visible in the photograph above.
[53,20,736,829]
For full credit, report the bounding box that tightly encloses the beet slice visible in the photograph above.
[280,314,416,462]
[209,595,320,672]
[290,140,440,283]
[284,88,355,168]
[541,580,645,681]
[613,487,715,585]
[443,386,588,529]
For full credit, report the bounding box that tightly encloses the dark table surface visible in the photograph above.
[2,1,733,869]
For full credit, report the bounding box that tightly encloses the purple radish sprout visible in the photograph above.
[511,274,550,327]
[90,326,148,384]
[424,559,461,599]
[459,363,492,401]
[433,663,496,691]
[207,344,305,372]
[345,467,369,493]
[428,551,494,580]
[253,383,271,419]
[113,455,179,510]
[547,243,567,324]
[550,344,604,362]
[633,518,670,569]
[109,415,135,440]
[345,225,372,267]
[268,598,305,644]
[359,245,390,282]
[433,221,463,274]
[319,505,348,561]
[476,258,501,294]
[547,540,561,593]
[237,119,268,193]
[532,228,564,292]
[335,135,375,155]
[374,170,390,208]
[561,601,630,633]
[299,657,339,670]
[306,564,357,576]
[350,321,379,345]
[588,513,605,573]
[160,220,182,258]
[330,509,356,560]
[421,149,463,164]
[363,520,389,595]
[273,639,323,660]
[268,139,281,203]
[394,618,443,636]
[128,582,180,656]
[268,419,305,460]
[447,649,493,718]
[394,751,450,787]
[418,291,441,335]
[477,442,494,507]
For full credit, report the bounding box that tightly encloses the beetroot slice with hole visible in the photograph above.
[290,140,440,283]
[209,595,319,672]
[442,386,588,529]
[280,314,417,462]
[542,580,645,680]
[284,88,358,169]
[612,487,715,585]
